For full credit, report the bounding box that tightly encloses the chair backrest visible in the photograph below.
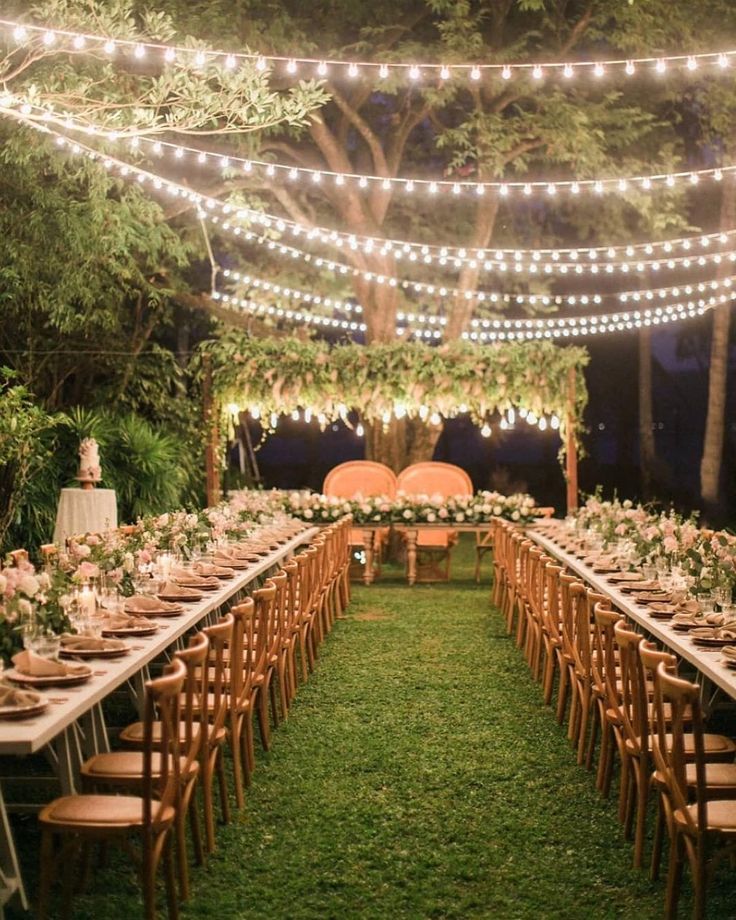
[652,661,705,837]
[174,631,209,769]
[614,621,650,754]
[592,604,623,710]
[143,658,186,831]
[229,598,255,711]
[542,560,564,643]
[397,461,473,498]
[202,613,235,741]
[323,461,398,499]
[252,582,277,678]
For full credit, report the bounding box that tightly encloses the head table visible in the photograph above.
[528,521,736,703]
[0,527,317,913]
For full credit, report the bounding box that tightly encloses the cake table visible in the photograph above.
[53,488,118,544]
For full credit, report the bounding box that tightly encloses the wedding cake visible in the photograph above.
[78,438,102,483]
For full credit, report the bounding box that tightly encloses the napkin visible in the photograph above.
[102,612,149,629]
[124,595,178,614]
[157,581,202,599]
[722,645,736,660]
[12,650,69,677]
[0,680,39,708]
[60,634,124,651]
[171,569,219,588]
[193,562,232,578]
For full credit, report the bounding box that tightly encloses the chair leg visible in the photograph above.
[230,715,245,810]
[216,749,231,826]
[651,793,665,882]
[202,760,216,854]
[556,659,569,724]
[38,829,54,920]
[576,686,591,765]
[585,703,599,772]
[189,792,205,866]
[174,808,190,901]
[257,682,272,752]
[163,834,179,920]
[665,832,684,920]
[632,758,649,869]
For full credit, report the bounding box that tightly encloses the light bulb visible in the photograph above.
[317,61,328,76]
[409,65,420,80]
[286,59,297,74]
[532,65,543,79]
[356,423,364,437]
[250,406,260,419]
[625,60,635,75]
[348,62,359,78]
[270,412,278,428]
[430,412,441,425]
[538,416,548,431]
[470,66,481,81]
[134,44,145,58]
[43,31,56,46]
[440,65,450,80]
[481,424,491,437]
[593,62,604,77]
[291,409,300,421]
[563,63,573,78]
[225,54,236,69]
[501,65,512,80]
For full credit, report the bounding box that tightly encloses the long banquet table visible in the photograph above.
[528,523,736,703]
[0,527,317,912]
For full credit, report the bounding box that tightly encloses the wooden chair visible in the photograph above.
[38,659,186,920]
[540,560,564,708]
[323,461,396,579]
[252,581,278,753]
[652,662,736,919]
[639,640,736,881]
[591,604,625,797]
[616,627,735,870]
[396,461,473,582]
[569,587,610,767]
[89,633,207,901]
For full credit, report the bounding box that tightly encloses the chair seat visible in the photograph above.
[626,732,736,759]
[40,794,175,831]
[81,751,198,784]
[676,799,736,833]
[119,721,201,749]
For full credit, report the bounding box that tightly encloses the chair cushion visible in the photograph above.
[40,794,174,830]
[81,752,198,782]
[676,799,736,832]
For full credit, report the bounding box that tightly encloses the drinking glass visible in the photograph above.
[714,586,732,610]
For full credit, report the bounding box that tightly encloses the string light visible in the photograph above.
[212,291,368,333]
[6,99,736,276]
[22,115,736,314]
[3,18,736,84]
[39,107,734,196]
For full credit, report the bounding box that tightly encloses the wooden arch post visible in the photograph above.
[203,353,221,507]
[565,365,579,513]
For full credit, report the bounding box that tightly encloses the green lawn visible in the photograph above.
[9,538,735,918]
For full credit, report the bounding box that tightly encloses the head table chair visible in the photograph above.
[323,460,397,579]
[396,461,472,582]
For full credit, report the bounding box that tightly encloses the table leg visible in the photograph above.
[53,726,83,795]
[0,781,28,912]
[128,664,151,721]
[362,530,375,586]
[406,530,418,586]
[79,703,110,758]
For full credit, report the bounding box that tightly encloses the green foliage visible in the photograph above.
[205,333,588,436]
[4,404,200,554]
[0,370,59,550]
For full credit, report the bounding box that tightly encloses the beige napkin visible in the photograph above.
[171,569,219,588]
[158,581,201,599]
[722,645,736,660]
[103,612,148,629]
[678,599,702,616]
[12,650,68,677]
[193,562,232,577]
[124,595,177,614]
[60,634,123,651]
[0,680,39,708]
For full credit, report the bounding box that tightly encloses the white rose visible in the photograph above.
[303,509,313,519]
[19,575,40,597]
[493,505,503,516]
[403,509,414,520]
[77,544,91,558]
[512,511,520,521]
[18,598,32,617]
[427,512,436,523]
[455,512,465,523]
[123,552,135,574]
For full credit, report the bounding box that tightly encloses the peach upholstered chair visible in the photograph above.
[323,460,397,578]
[396,461,473,581]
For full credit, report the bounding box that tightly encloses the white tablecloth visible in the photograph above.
[53,488,118,544]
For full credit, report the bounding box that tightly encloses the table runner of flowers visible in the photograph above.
[565,492,736,591]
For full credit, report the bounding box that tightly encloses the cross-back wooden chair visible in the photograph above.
[540,560,564,708]
[651,662,736,920]
[39,659,186,920]
[93,633,208,901]
[591,604,624,798]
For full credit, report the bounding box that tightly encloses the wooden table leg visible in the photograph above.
[362,530,375,585]
[406,530,418,585]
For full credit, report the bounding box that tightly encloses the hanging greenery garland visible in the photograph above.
[202,333,588,445]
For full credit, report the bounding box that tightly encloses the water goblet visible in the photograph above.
[714,586,732,611]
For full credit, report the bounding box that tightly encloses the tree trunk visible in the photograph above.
[365,417,407,473]
[700,175,736,520]
[638,326,656,501]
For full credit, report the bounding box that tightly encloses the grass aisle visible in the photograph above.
[24,540,732,918]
